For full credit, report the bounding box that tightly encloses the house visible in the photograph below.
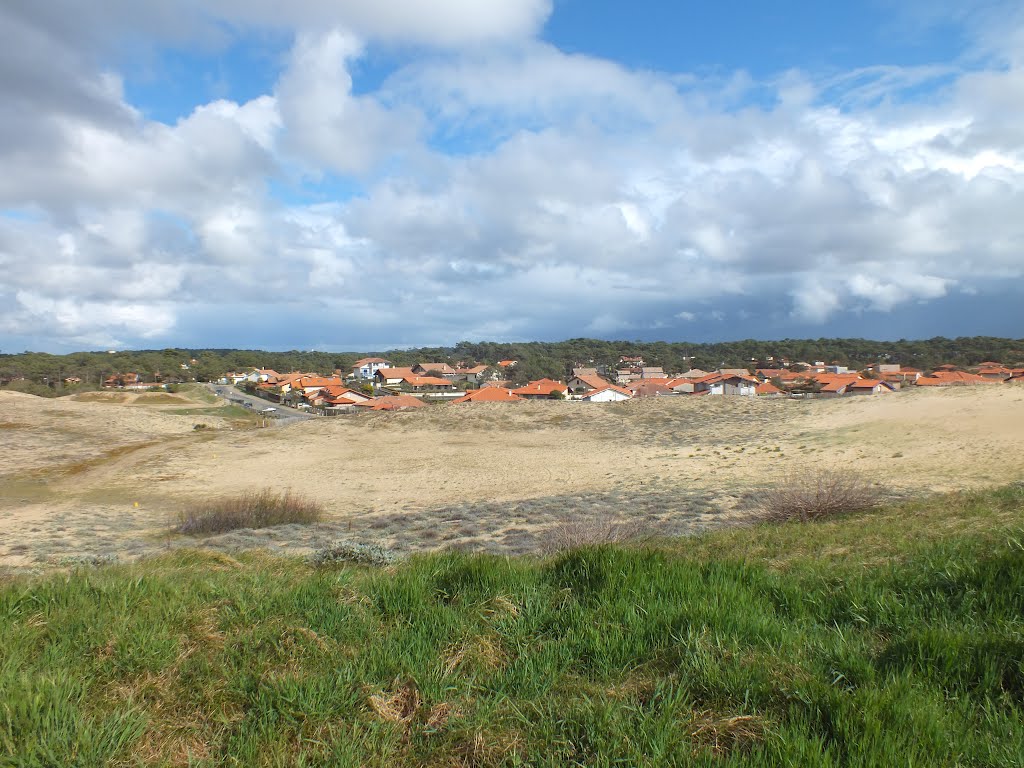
[374,367,420,386]
[717,368,750,378]
[640,367,666,379]
[916,370,999,386]
[580,385,632,402]
[814,374,864,396]
[103,372,142,388]
[413,363,457,378]
[453,364,490,385]
[496,360,518,369]
[318,385,369,402]
[627,380,674,398]
[396,375,456,394]
[350,357,392,380]
[666,377,696,394]
[567,373,608,394]
[846,380,896,395]
[614,369,637,384]
[512,379,569,399]
[676,368,711,379]
[693,373,758,396]
[244,368,279,383]
[571,367,599,378]
[755,381,783,396]
[975,365,1012,381]
[452,388,523,404]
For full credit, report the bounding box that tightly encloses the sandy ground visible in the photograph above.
[1,385,1022,567]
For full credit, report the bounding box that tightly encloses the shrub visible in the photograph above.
[176,489,324,535]
[757,469,882,522]
[308,540,397,567]
[542,512,653,554]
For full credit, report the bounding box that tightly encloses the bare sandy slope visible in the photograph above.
[1,385,1022,566]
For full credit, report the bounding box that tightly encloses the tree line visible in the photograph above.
[2,336,1022,395]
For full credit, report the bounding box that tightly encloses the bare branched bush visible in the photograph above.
[757,469,882,522]
[542,512,654,554]
[176,489,324,535]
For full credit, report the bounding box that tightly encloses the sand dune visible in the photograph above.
[1,385,1021,567]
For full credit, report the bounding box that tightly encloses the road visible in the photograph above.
[203,383,314,425]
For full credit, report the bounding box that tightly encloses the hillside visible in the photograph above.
[2,485,1022,766]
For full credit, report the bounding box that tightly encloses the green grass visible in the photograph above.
[2,485,1023,766]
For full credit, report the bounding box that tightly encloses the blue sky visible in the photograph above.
[1,1,1022,352]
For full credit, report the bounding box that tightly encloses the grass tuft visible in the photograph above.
[176,488,324,535]
[542,511,654,553]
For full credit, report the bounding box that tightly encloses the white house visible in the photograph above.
[581,385,632,402]
[351,358,392,380]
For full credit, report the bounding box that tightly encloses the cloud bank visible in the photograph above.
[1,1,1022,350]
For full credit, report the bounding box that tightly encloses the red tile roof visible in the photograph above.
[512,379,567,396]
[628,380,674,397]
[581,385,633,400]
[916,371,998,386]
[452,388,523,403]
[570,374,608,390]
[376,367,418,380]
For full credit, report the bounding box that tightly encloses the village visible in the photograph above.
[93,354,1024,415]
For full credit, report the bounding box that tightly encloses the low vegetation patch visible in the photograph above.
[756,467,883,522]
[308,540,398,567]
[176,489,324,535]
[2,485,1023,765]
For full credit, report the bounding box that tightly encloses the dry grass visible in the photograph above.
[755,468,883,522]
[176,489,324,535]
[541,511,655,553]
[687,712,768,755]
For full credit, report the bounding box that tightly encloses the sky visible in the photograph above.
[1,1,1022,353]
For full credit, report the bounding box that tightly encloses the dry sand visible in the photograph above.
[1,384,1022,567]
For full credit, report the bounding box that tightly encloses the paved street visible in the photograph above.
[204,383,314,425]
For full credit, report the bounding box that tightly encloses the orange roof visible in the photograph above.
[916,371,998,386]
[581,385,633,400]
[376,367,418,380]
[497,360,517,367]
[756,381,782,395]
[628,380,673,397]
[452,388,523,403]
[455,364,489,375]
[352,357,390,367]
[570,373,608,390]
[297,376,345,388]
[418,363,456,374]
[512,379,567,395]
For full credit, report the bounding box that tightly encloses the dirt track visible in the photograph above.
[2,385,1022,567]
